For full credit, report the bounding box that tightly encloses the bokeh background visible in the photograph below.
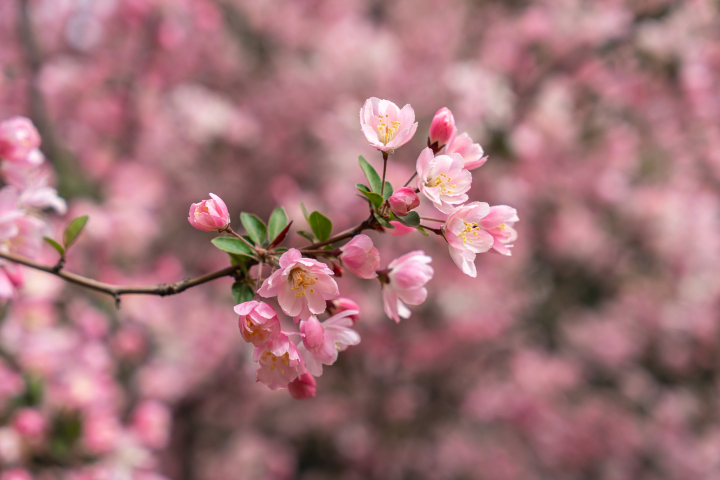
[2,0,720,478]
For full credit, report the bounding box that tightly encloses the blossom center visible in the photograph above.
[289,267,317,298]
[376,114,402,145]
[459,221,480,244]
[262,351,290,374]
[425,173,456,195]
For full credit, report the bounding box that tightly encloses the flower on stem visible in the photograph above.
[380,251,433,323]
[479,205,519,256]
[416,147,472,214]
[330,297,360,324]
[254,333,305,390]
[338,234,380,279]
[0,117,41,164]
[187,193,230,232]
[360,97,418,153]
[234,300,281,347]
[444,202,494,278]
[388,187,420,217]
[428,107,456,151]
[288,372,317,399]
[258,248,339,322]
[298,311,361,376]
[446,132,487,170]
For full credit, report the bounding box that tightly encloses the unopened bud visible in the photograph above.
[388,187,420,217]
[288,373,317,399]
[428,107,456,151]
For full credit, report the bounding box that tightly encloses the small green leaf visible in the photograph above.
[356,183,371,193]
[359,156,382,193]
[240,213,267,245]
[416,225,430,236]
[62,215,89,250]
[300,201,311,223]
[309,211,333,241]
[267,207,288,243]
[297,230,315,242]
[360,190,384,209]
[383,181,393,200]
[395,211,421,228]
[374,212,394,228]
[211,237,255,257]
[44,237,64,255]
[232,282,254,304]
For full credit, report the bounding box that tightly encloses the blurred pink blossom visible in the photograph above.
[288,372,317,400]
[381,251,433,322]
[445,132,487,170]
[0,117,41,164]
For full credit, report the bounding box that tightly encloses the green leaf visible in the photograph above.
[309,211,333,241]
[395,211,421,228]
[232,282,254,304]
[267,207,288,242]
[359,156,382,193]
[297,230,315,242]
[62,215,89,250]
[360,190,384,209]
[383,181,393,200]
[300,201,311,223]
[374,212,394,228]
[240,213,267,245]
[356,183,371,193]
[44,237,64,256]
[211,237,255,257]
[416,225,430,236]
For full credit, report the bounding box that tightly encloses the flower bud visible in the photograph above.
[338,234,380,279]
[388,187,420,217]
[188,193,230,232]
[428,107,455,150]
[0,117,41,163]
[288,372,317,400]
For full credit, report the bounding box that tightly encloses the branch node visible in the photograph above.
[113,294,121,310]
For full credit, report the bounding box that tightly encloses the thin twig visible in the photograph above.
[420,216,446,223]
[403,172,417,188]
[380,151,389,197]
[255,260,263,292]
[225,227,257,251]
[419,224,444,236]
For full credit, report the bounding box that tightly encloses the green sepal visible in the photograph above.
[359,156,382,192]
[240,212,267,245]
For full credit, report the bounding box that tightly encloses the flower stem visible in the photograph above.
[380,151,389,197]
[403,172,417,188]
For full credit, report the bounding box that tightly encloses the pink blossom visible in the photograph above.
[332,297,360,324]
[130,400,171,450]
[443,202,495,277]
[0,117,41,163]
[416,147,472,214]
[381,251,433,322]
[254,333,305,390]
[11,409,46,439]
[187,193,230,232]
[387,221,415,236]
[288,372,317,399]
[0,360,24,402]
[445,132,488,170]
[82,413,121,454]
[2,163,66,214]
[0,265,22,300]
[234,300,281,347]
[388,187,420,217]
[0,469,33,480]
[478,205,519,256]
[338,234,380,279]
[258,248,338,322]
[428,107,456,149]
[359,97,418,153]
[298,311,361,376]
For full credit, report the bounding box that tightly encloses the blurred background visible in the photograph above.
[2,0,720,478]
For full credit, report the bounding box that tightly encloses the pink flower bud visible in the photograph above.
[428,107,455,149]
[288,373,317,399]
[388,187,420,217]
[333,297,360,324]
[0,117,41,163]
[188,193,230,232]
[300,317,324,350]
[11,409,45,439]
[338,234,380,279]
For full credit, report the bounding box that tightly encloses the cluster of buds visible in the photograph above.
[187,97,517,397]
[0,116,67,298]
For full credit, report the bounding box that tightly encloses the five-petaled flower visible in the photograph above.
[380,251,434,323]
[443,202,495,278]
[478,205,519,256]
[258,248,339,322]
[254,333,306,390]
[360,98,418,153]
[235,300,281,347]
[445,132,488,170]
[298,311,361,376]
[416,147,472,214]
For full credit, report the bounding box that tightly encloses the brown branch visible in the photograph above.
[0,251,242,298]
